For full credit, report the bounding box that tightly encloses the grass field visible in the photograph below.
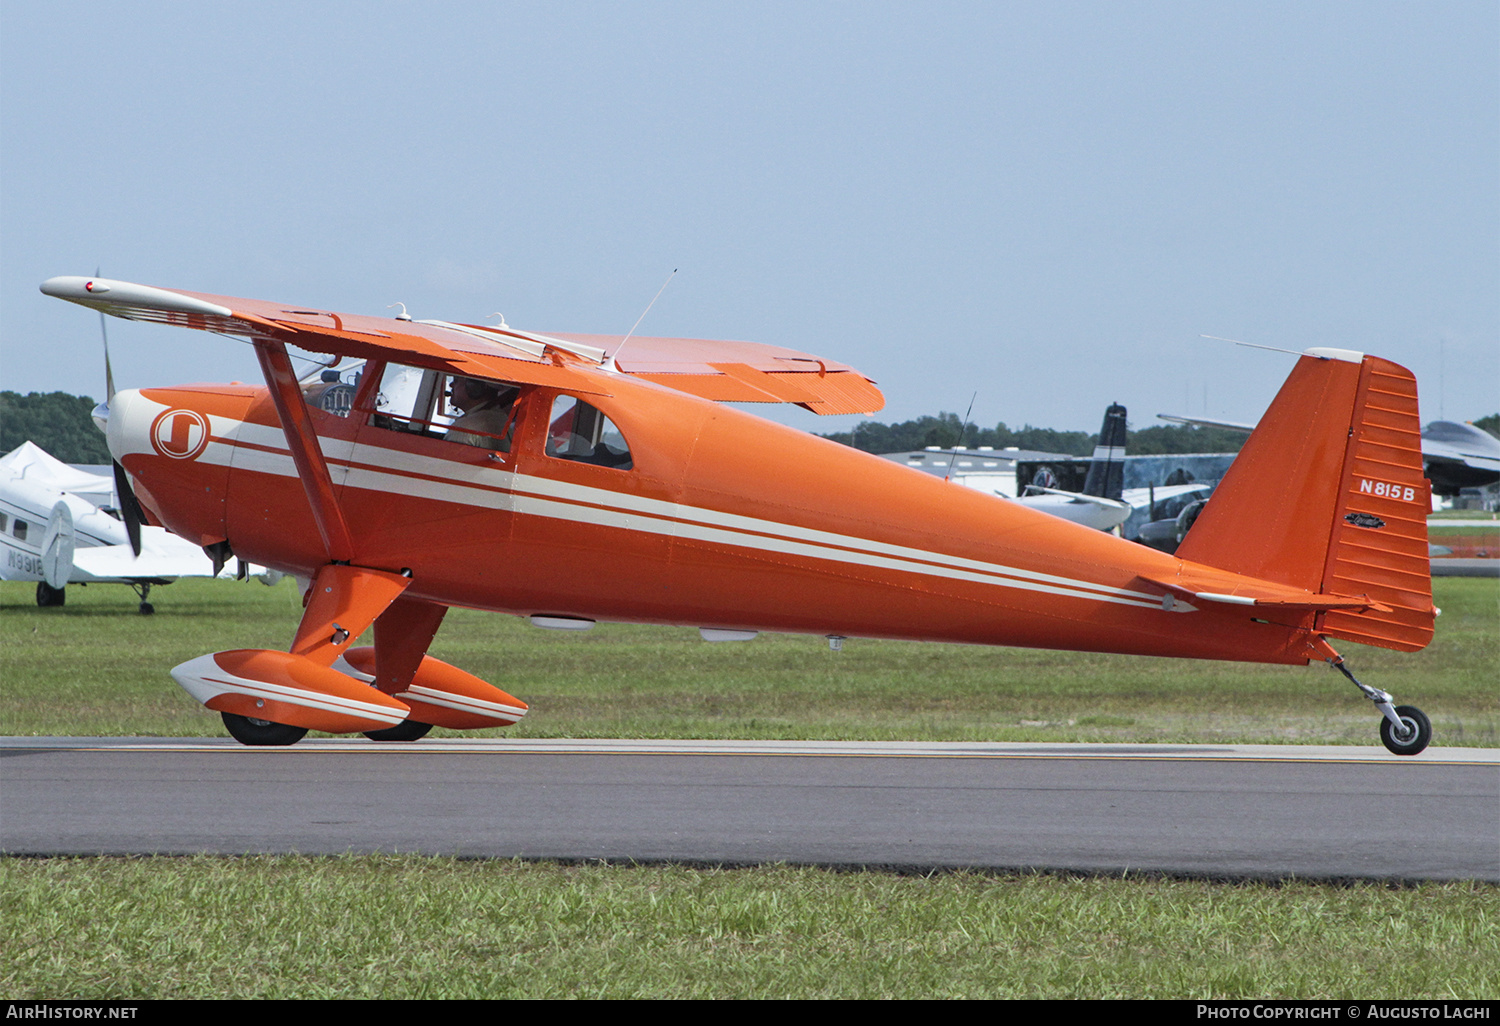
[3,858,1497,999]
[2,575,1495,999]
[1,576,1495,745]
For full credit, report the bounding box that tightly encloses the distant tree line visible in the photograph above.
[3,389,1494,467]
[818,413,1254,457]
[0,391,112,463]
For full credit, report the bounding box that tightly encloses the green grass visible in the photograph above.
[3,857,1496,999]
[4,579,1496,999]
[1430,509,1498,520]
[2,576,1496,745]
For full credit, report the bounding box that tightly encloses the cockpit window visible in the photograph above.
[546,395,632,469]
[369,364,520,451]
[300,364,361,418]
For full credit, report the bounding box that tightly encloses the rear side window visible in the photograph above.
[546,396,632,469]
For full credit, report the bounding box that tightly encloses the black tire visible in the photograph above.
[1379,705,1432,756]
[221,711,308,747]
[363,720,433,742]
[36,582,65,607]
[138,602,155,616]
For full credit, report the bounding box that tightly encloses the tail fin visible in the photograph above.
[1176,348,1433,652]
[1081,403,1127,500]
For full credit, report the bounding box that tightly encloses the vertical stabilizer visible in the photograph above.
[1081,403,1127,500]
[1176,349,1432,652]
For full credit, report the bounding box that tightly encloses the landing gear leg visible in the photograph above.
[1325,652,1432,756]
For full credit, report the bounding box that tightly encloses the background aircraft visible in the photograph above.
[883,404,1132,532]
[1158,414,1500,499]
[1,440,275,611]
[1010,403,1131,531]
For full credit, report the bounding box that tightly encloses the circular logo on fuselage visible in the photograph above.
[149,408,212,460]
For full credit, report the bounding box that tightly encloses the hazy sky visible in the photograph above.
[3,1,1495,438]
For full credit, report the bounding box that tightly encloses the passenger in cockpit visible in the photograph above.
[447,377,518,449]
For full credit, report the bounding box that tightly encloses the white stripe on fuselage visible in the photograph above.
[135,403,1166,611]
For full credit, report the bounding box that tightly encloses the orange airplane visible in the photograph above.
[42,276,1437,754]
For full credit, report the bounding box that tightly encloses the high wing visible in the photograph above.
[544,331,885,414]
[1156,413,1257,432]
[40,277,884,416]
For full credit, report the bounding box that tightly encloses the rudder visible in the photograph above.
[1081,403,1127,501]
[1176,348,1432,652]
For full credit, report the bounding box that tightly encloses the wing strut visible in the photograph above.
[253,339,357,563]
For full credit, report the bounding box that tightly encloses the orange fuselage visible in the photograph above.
[110,372,1318,666]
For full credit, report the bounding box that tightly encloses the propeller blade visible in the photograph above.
[112,460,145,557]
[97,266,116,401]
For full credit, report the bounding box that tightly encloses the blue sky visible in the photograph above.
[3,1,1495,437]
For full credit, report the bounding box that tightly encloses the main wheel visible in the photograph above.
[1379,705,1432,756]
[36,582,65,607]
[363,720,433,742]
[221,711,308,747]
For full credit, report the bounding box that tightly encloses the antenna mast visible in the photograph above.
[607,269,677,372]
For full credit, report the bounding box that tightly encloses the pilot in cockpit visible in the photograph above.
[447,377,518,449]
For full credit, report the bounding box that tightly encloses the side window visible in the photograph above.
[546,396,632,470]
[369,364,520,452]
[445,376,521,451]
[13,519,28,541]
[371,364,447,436]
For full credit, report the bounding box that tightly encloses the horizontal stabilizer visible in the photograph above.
[1144,575,1391,613]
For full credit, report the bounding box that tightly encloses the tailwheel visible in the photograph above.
[221,711,308,747]
[1322,645,1434,757]
[363,720,433,742]
[1379,705,1432,756]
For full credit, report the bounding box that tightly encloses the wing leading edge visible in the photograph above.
[41,277,884,415]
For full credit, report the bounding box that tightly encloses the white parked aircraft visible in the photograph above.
[1,441,276,612]
[1158,414,1500,498]
[1013,403,1133,532]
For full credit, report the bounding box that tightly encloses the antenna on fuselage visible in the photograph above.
[605,269,677,372]
[943,392,978,483]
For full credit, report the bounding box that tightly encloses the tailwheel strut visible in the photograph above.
[1320,641,1432,756]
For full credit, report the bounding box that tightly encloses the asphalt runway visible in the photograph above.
[2,738,1496,881]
